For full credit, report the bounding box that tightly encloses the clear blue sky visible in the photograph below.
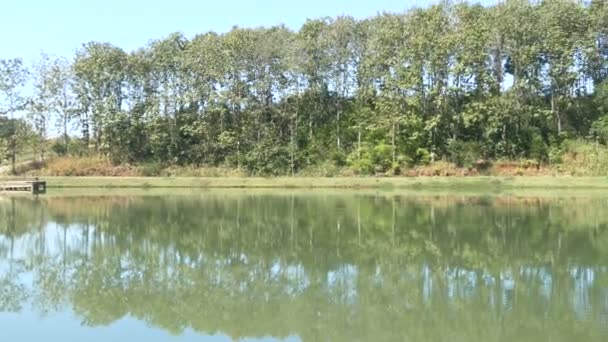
[0,0,424,61]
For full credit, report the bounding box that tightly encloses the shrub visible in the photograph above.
[347,148,374,175]
[51,142,68,156]
[528,130,548,162]
[330,150,347,167]
[67,139,90,157]
[371,143,394,173]
[347,143,403,175]
[447,140,481,168]
[298,160,346,177]
[138,162,164,177]
[243,142,291,176]
[548,146,561,165]
[416,148,431,165]
[558,139,608,176]
[591,116,608,144]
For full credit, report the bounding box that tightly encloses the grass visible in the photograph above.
[3,175,608,190]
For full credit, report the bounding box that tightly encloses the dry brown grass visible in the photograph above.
[28,157,252,178]
[400,160,556,177]
[402,161,478,177]
[160,165,249,177]
[31,157,139,177]
[489,160,556,176]
[11,156,579,179]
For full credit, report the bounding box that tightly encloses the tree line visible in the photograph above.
[1,0,608,175]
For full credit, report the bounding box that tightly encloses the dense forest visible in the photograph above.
[1,0,608,175]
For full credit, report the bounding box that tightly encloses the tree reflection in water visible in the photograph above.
[0,193,607,341]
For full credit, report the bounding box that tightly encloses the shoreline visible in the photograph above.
[2,176,608,190]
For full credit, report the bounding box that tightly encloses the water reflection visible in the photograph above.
[0,193,607,341]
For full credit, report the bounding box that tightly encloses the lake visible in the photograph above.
[0,191,607,341]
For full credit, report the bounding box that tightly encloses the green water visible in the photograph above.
[0,192,607,341]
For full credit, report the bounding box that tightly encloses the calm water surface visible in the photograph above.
[0,191,607,341]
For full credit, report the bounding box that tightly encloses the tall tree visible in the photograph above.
[32,53,76,156]
[73,42,127,151]
[0,58,28,173]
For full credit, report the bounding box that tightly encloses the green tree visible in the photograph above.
[0,58,29,174]
[73,42,127,151]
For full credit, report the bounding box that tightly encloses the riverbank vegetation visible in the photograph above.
[1,0,608,176]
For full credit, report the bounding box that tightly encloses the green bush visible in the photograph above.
[591,116,608,144]
[298,160,344,177]
[346,144,375,175]
[447,140,481,168]
[243,142,291,176]
[138,162,164,177]
[528,129,548,162]
[51,142,68,156]
[330,149,347,167]
[559,139,608,176]
[371,143,394,172]
[347,147,374,175]
[67,139,90,157]
[416,148,431,165]
[347,143,406,175]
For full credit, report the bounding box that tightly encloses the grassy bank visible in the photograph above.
[3,176,608,190]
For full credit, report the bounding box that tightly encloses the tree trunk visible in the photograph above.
[64,114,69,154]
[358,127,362,162]
[336,106,341,149]
[257,111,261,142]
[392,121,396,166]
[10,139,16,175]
[81,111,90,148]
[237,140,241,171]
[494,33,504,96]
[551,88,562,135]
[40,132,46,163]
[309,113,313,141]
[291,124,295,177]
[10,117,16,175]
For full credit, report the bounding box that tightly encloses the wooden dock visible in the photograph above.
[0,180,47,195]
